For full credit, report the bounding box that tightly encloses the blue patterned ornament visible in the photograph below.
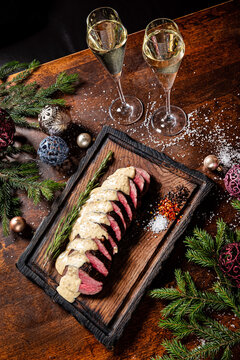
[37,136,69,166]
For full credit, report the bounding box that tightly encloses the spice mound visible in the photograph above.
[147,186,190,234]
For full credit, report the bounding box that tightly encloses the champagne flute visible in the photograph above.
[142,18,187,136]
[86,7,143,125]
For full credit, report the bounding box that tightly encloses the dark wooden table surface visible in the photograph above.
[1,1,239,359]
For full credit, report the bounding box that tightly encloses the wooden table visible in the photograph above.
[1,1,239,359]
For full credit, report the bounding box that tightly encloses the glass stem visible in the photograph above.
[165,89,171,117]
[113,76,126,106]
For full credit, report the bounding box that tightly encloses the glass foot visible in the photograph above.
[109,95,143,125]
[151,105,187,136]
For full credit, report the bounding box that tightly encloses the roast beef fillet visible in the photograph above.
[56,167,150,300]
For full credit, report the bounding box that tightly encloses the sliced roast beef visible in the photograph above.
[78,269,103,295]
[88,187,129,231]
[85,251,109,277]
[80,262,106,283]
[56,167,151,302]
[136,168,151,192]
[111,201,127,230]
[129,179,138,208]
[94,238,112,260]
[133,171,145,193]
[106,213,122,241]
[117,191,133,222]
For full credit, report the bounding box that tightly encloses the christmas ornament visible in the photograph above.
[203,155,221,171]
[0,108,15,150]
[219,242,240,288]
[76,132,92,148]
[38,105,71,135]
[37,136,69,166]
[224,164,240,199]
[10,216,26,233]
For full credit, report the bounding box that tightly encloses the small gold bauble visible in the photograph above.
[203,155,221,171]
[76,133,92,148]
[10,216,26,233]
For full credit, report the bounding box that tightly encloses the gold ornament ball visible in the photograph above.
[10,216,26,233]
[76,133,92,148]
[203,155,220,171]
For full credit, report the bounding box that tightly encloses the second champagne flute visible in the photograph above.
[86,7,143,125]
[142,18,187,136]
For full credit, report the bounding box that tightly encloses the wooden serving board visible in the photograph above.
[17,126,213,348]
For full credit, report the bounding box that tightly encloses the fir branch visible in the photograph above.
[9,114,39,129]
[151,203,240,360]
[0,60,29,80]
[9,60,40,85]
[2,163,65,205]
[36,72,79,98]
[153,320,240,360]
[0,181,21,235]
[3,144,36,156]
[215,218,228,253]
[232,199,240,212]
[150,269,232,321]
[45,150,114,263]
[0,161,39,178]
[213,282,240,317]
[0,60,79,130]
[185,228,217,268]
[0,160,65,235]
[185,220,237,288]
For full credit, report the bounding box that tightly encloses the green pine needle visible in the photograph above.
[232,199,240,212]
[150,204,240,360]
[0,160,65,236]
[0,60,29,80]
[0,60,79,129]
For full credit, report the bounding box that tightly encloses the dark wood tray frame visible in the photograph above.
[17,125,214,348]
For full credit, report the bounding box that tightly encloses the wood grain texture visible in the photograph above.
[17,126,213,347]
[1,1,240,359]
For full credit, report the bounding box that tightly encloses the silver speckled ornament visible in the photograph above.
[38,105,71,135]
[77,133,92,148]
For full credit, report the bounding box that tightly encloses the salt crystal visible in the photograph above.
[148,214,169,233]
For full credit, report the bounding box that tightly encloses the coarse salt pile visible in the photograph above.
[148,214,169,233]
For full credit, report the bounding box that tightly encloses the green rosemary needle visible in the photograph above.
[44,150,113,264]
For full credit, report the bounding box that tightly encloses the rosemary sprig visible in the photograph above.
[45,150,114,264]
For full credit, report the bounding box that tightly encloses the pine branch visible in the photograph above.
[153,321,240,360]
[0,60,29,80]
[0,160,65,235]
[0,181,21,235]
[215,218,228,253]
[3,165,65,205]
[151,203,240,360]
[2,144,36,156]
[9,114,39,129]
[0,60,79,129]
[8,60,40,85]
[36,72,79,98]
[232,199,240,212]
[150,269,232,321]
[184,228,217,268]
[213,282,240,317]
[185,220,238,289]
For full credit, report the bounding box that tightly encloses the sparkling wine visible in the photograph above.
[142,29,185,89]
[87,19,127,76]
